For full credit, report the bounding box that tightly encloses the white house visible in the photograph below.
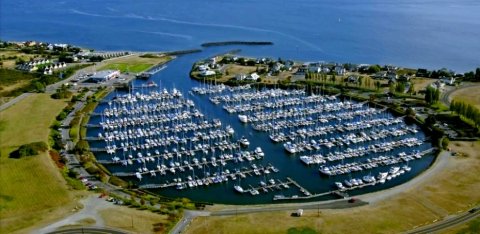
[198,64,208,71]
[334,65,346,75]
[236,74,247,81]
[441,77,456,85]
[200,70,216,77]
[246,72,260,81]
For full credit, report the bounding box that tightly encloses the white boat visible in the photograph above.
[239,137,250,147]
[234,185,244,193]
[283,142,296,154]
[254,147,264,156]
[238,115,248,123]
[226,125,235,135]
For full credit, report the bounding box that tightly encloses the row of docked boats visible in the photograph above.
[90,88,290,193]
[335,165,412,191]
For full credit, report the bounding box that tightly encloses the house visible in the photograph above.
[197,64,209,71]
[334,65,346,75]
[246,72,260,81]
[373,71,387,79]
[308,65,321,73]
[284,60,294,71]
[236,74,247,81]
[398,74,410,82]
[441,76,456,85]
[387,72,398,81]
[44,68,53,75]
[272,62,284,72]
[200,70,216,77]
[209,57,217,64]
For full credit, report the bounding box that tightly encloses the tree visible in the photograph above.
[406,107,416,117]
[425,115,436,127]
[375,81,381,91]
[389,83,395,93]
[476,68,480,81]
[331,74,336,84]
[408,81,415,95]
[425,86,439,104]
[368,65,381,74]
[441,137,450,150]
[395,82,405,93]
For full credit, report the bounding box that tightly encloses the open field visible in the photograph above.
[449,86,480,109]
[0,50,38,69]
[0,93,77,233]
[440,216,480,234]
[100,206,169,234]
[412,77,437,91]
[187,141,480,234]
[99,54,172,73]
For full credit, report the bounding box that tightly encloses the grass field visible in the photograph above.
[187,141,480,234]
[100,206,169,234]
[0,94,76,233]
[441,216,480,234]
[413,77,437,91]
[0,50,37,69]
[99,54,172,73]
[450,86,480,109]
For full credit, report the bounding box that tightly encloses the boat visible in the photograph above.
[226,125,235,135]
[283,142,297,154]
[234,185,244,193]
[254,147,264,156]
[239,136,250,147]
[238,115,248,123]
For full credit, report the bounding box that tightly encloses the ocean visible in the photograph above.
[1,0,480,71]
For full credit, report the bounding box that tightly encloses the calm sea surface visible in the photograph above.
[2,0,480,71]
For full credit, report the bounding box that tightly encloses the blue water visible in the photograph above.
[2,0,480,71]
[80,46,435,204]
[0,0,469,204]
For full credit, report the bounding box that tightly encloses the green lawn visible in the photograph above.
[0,94,73,233]
[99,63,152,73]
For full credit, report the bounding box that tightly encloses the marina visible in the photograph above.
[86,55,436,205]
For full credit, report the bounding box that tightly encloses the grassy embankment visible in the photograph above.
[0,94,80,233]
[99,54,172,73]
[186,141,480,234]
[450,86,480,109]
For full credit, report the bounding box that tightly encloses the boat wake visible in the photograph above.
[69,8,325,53]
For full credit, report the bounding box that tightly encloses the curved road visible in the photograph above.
[440,83,480,106]
[406,207,480,234]
[47,227,129,234]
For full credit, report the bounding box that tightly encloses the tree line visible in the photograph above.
[450,100,480,127]
[425,86,440,104]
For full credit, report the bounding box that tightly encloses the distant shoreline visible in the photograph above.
[201,41,273,47]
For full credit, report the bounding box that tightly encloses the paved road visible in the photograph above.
[169,199,367,234]
[47,227,129,234]
[0,92,32,112]
[38,195,114,234]
[440,83,480,106]
[405,207,480,234]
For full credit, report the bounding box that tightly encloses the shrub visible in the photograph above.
[441,137,450,150]
[9,141,48,158]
